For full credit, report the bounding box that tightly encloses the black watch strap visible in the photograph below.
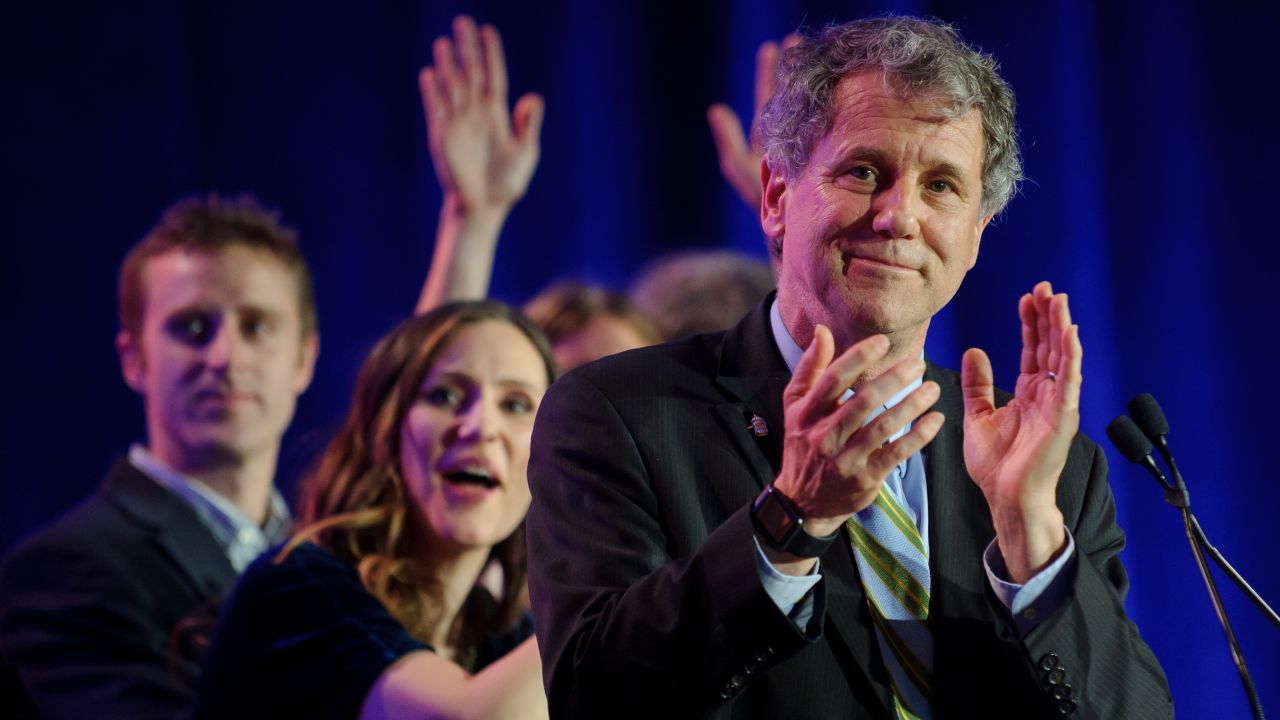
[751,483,839,558]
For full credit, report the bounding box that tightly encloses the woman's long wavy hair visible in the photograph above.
[280,301,555,668]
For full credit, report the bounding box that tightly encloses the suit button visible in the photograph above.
[1039,653,1059,671]
[1048,667,1067,685]
[720,688,733,699]
[731,674,746,687]
[1051,684,1072,701]
[1022,607,1038,621]
[745,660,758,674]
[755,647,774,662]
[1057,699,1078,715]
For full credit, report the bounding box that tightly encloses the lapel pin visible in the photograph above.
[748,414,769,437]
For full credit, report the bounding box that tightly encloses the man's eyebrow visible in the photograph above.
[238,304,283,318]
[929,161,965,178]
[840,145,894,165]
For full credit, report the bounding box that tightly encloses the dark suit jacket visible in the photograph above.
[0,458,237,720]
[526,299,1173,719]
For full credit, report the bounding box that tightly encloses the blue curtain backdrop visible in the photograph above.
[2,1,1276,715]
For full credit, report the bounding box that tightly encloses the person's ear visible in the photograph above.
[969,213,993,269]
[117,330,145,393]
[760,159,790,254]
[293,332,320,394]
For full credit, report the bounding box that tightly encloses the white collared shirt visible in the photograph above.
[128,444,291,573]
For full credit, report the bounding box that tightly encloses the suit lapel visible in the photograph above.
[712,298,894,715]
[922,363,999,713]
[102,458,238,598]
[711,297,790,488]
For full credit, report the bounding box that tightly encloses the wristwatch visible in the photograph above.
[751,483,839,558]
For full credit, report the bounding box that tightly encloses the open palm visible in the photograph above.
[961,283,1081,511]
[420,16,544,212]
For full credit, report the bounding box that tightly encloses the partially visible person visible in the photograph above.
[628,250,774,340]
[411,17,784,368]
[0,194,319,719]
[409,17,654,376]
[522,280,660,373]
[415,15,544,314]
[195,301,552,720]
[707,34,801,229]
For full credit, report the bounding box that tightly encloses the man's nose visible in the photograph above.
[871,181,920,239]
[202,323,246,371]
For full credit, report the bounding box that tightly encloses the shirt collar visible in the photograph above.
[768,297,923,418]
[127,444,291,572]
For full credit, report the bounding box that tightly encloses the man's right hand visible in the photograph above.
[765,326,943,574]
[419,15,544,215]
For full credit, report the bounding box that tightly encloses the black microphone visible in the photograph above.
[1128,393,1169,439]
[1128,394,1187,489]
[1105,415,1172,493]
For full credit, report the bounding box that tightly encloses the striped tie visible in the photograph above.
[847,453,934,719]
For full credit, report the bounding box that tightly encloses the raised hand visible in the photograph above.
[419,16,544,214]
[961,281,1081,582]
[414,16,545,314]
[707,34,800,213]
[767,327,943,574]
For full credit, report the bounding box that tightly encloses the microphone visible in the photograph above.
[1127,394,1187,496]
[1104,415,1172,494]
[1107,393,1276,719]
[1128,392,1169,439]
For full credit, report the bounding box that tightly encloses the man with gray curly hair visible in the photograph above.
[528,15,1172,719]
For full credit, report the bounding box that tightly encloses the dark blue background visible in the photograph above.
[3,1,1277,715]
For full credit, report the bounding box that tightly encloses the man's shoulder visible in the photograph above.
[4,457,160,553]
[4,484,131,567]
[2,486,145,594]
[555,333,723,397]
[0,456,224,600]
[0,498,153,628]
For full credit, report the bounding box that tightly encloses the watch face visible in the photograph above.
[754,488,799,545]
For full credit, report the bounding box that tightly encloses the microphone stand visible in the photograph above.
[1152,441,1280,630]
[1149,442,1267,719]
[1186,514,1280,630]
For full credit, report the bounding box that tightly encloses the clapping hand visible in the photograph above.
[961,281,1081,582]
[765,327,943,574]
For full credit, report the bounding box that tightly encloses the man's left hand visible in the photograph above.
[960,280,1081,583]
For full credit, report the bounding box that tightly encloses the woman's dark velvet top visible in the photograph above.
[194,542,531,719]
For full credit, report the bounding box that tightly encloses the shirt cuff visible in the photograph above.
[983,528,1077,634]
[754,536,821,627]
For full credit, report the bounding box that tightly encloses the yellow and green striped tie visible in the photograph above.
[846,455,934,719]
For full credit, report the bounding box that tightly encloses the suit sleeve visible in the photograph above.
[526,370,820,718]
[0,538,193,720]
[1003,439,1174,718]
